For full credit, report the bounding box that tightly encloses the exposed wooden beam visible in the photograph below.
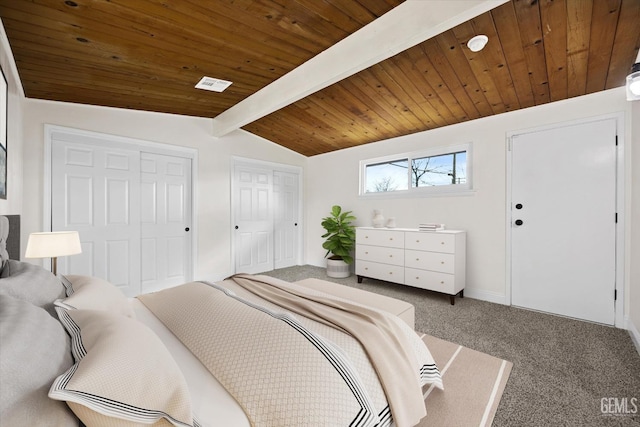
[211,0,510,137]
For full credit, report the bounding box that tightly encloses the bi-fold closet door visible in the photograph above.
[50,130,193,297]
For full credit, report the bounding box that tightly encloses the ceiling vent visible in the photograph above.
[195,76,232,92]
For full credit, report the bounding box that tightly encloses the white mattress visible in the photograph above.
[130,298,250,427]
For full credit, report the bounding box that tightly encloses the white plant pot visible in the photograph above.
[326,257,350,278]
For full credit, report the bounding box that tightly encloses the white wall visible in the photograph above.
[0,21,24,216]
[629,99,640,350]
[22,99,306,281]
[306,88,635,311]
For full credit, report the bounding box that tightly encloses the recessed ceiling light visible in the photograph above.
[195,76,233,92]
[467,35,488,52]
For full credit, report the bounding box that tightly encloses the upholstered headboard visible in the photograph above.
[0,215,20,261]
[5,215,20,260]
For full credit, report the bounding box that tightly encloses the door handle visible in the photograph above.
[235,225,239,230]
[515,219,523,226]
[185,227,190,232]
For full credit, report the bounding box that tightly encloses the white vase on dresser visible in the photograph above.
[372,210,385,228]
[355,227,466,305]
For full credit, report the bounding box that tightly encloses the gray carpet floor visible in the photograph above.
[263,265,640,426]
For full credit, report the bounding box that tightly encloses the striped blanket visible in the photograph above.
[138,276,442,427]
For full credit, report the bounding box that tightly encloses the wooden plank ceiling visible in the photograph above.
[1,0,639,157]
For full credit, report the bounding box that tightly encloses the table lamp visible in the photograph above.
[25,231,82,275]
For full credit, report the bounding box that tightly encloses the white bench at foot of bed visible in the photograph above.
[294,278,415,330]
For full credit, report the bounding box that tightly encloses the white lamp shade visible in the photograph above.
[25,231,82,258]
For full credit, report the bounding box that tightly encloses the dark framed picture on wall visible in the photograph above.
[0,65,7,199]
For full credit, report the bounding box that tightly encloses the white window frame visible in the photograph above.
[359,142,473,197]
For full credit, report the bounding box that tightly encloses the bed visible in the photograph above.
[0,215,443,427]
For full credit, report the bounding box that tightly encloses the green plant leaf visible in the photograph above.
[320,205,357,261]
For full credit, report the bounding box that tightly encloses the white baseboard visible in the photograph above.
[463,288,508,305]
[626,316,640,356]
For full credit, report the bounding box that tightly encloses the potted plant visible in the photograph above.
[321,205,356,278]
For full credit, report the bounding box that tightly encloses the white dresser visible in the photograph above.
[355,227,466,305]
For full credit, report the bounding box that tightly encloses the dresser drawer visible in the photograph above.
[357,260,405,283]
[404,232,455,253]
[356,229,404,248]
[356,244,404,266]
[405,250,455,274]
[405,268,456,294]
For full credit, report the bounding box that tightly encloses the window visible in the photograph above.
[360,143,472,196]
[364,159,409,193]
[411,151,467,187]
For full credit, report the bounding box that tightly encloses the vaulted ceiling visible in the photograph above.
[1,0,638,156]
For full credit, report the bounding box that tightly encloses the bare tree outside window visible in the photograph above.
[365,159,408,193]
[412,152,466,187]
[373,176,397,192]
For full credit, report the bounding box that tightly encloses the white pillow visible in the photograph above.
[0,294,77,427]
[49,307,197,427]
[56,275,135,318]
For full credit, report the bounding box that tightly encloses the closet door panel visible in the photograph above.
[51,139,141,296]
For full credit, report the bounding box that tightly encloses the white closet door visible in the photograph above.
[233,164,274,274]
[51,141,141,296]
[140,152,192,293]
[510,118,617,325]
[274,170,299,269]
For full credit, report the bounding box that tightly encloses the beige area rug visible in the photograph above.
[418,334,513,427]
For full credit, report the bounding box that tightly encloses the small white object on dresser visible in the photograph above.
[355,227,466,305]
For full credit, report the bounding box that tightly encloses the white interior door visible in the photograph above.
[274,170,299,269]
[233,164,274,274]
[140,152,192,293]
[51,140,141,296]
[510,118,617,325]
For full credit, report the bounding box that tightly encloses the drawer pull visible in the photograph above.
[389,255,393,258]
[415,240,420,243]
[365,251,369,254]
[365,267,369,270]
[415,276,419,280]
[415,258,420,261]
[441,261,445,264]
[441,242,445,245]
[440,281,445,284]
[365,236,369,239]
[389,272,393,275]
[389,237,393,241]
